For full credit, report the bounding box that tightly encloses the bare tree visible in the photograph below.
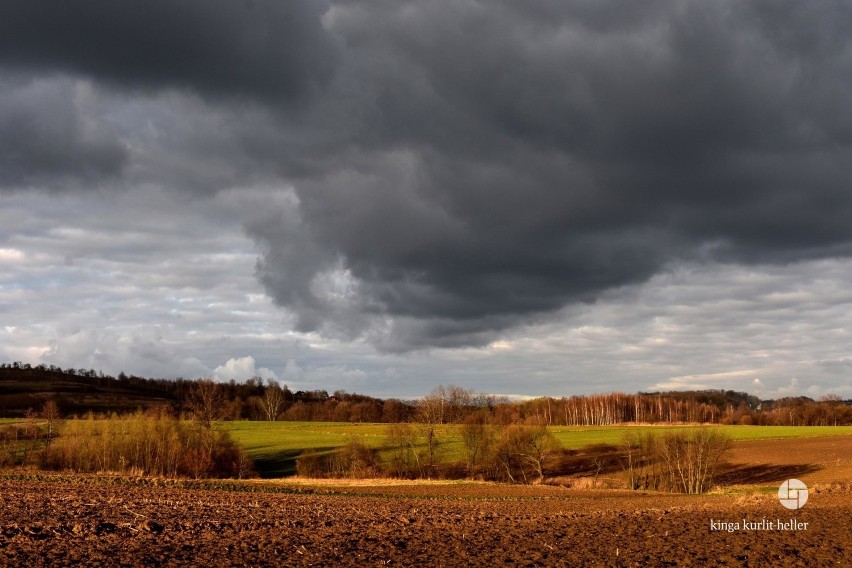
[258,379,286,421]
[656,428,731,494]
[444,385,474,423]
[385,423,421,477]
[186,379,225,429]
[620,431,667,491]
[591,454,607,487]
[461,410,495,478]
[821,394,843,427]
[495,424,559,483]
[419,386,446,425]
[41,400,61,449]
[416,388,447,474]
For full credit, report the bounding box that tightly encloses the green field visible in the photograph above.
[551,424,852,447]
[224,421,391,477]
[222,422,852,478]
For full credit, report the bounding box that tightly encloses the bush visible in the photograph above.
[621,428,730,494]
[42,411,254,479]
[493,424,559,484]
[295,452,325,477]
[656,428,731,494]
[383,423,422,478]
[0,424,40,467]
[296,440,381,479]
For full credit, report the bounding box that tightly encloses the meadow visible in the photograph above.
[221,421,852,477]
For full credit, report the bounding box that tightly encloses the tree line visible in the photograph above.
[1,362,850,425]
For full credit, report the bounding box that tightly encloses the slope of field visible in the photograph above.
[0,376,176,417]
[222,421,852,478]
[551,424,852,446]
[720,434,852,486]
[224,421,395,477]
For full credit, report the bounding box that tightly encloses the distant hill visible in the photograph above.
[0,363,184,417]
[2,361,849,425]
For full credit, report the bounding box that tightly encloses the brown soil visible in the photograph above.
[1,436,849,567]
[720,434,852,486]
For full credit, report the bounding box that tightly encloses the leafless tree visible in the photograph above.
[416,388,447,474]
[495,424,559,483]
[259,379,286,421]
[384,423,421,477]
[655,428,731,494]
[186,379,226,429]
[461,410,495,478]
[821,394,843,426]
[41,400,61,449]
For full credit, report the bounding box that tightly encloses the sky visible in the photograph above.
[2,0,851,399]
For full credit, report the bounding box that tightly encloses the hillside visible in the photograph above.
[0,364,182,417]
[1,362,849,426]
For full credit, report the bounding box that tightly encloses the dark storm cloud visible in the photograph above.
[0,0,337,102]
[248,0,852,350]
[5,0,852,351]
[0,76,127,188]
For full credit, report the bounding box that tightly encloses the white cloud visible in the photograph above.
[212,356,278,382]
[0,248,24,263]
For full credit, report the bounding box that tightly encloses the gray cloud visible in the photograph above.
[0,189,295,379]
[4,0,852,357]
[0,0,337,103]
[250,0,852,349]
[0,75,127,189]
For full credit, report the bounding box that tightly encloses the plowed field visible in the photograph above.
[1,436,849,566]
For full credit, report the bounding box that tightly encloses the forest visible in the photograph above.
[1,361,850,426]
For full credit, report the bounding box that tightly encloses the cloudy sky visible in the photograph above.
[2,0,851,399]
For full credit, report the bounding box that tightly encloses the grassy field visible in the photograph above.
[551,424,852,447]
[223,421,391,477]
[222,421,852,478]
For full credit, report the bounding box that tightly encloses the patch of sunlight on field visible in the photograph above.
[220,421,852,478]
[549,424,852,448]
[221,421,467,478]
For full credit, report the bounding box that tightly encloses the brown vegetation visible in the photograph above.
[296,441,381,479]
[42,410,253,479]
[620,428,731,494]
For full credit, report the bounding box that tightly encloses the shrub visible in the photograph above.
[383,423,422,478]
[460,411,497,478]
[656,428,731,494]
[0,423,40,467]
[295,452,325,477]
[296,440,381,479]
[493,424,559,483]
[621,428,731,494]
[42,411,254,479]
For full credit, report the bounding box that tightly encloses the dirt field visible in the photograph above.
[1,436,850,566]
[720,433,852,486]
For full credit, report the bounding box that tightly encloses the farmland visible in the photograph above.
[1,434,850,566]
[222,421,852,477]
